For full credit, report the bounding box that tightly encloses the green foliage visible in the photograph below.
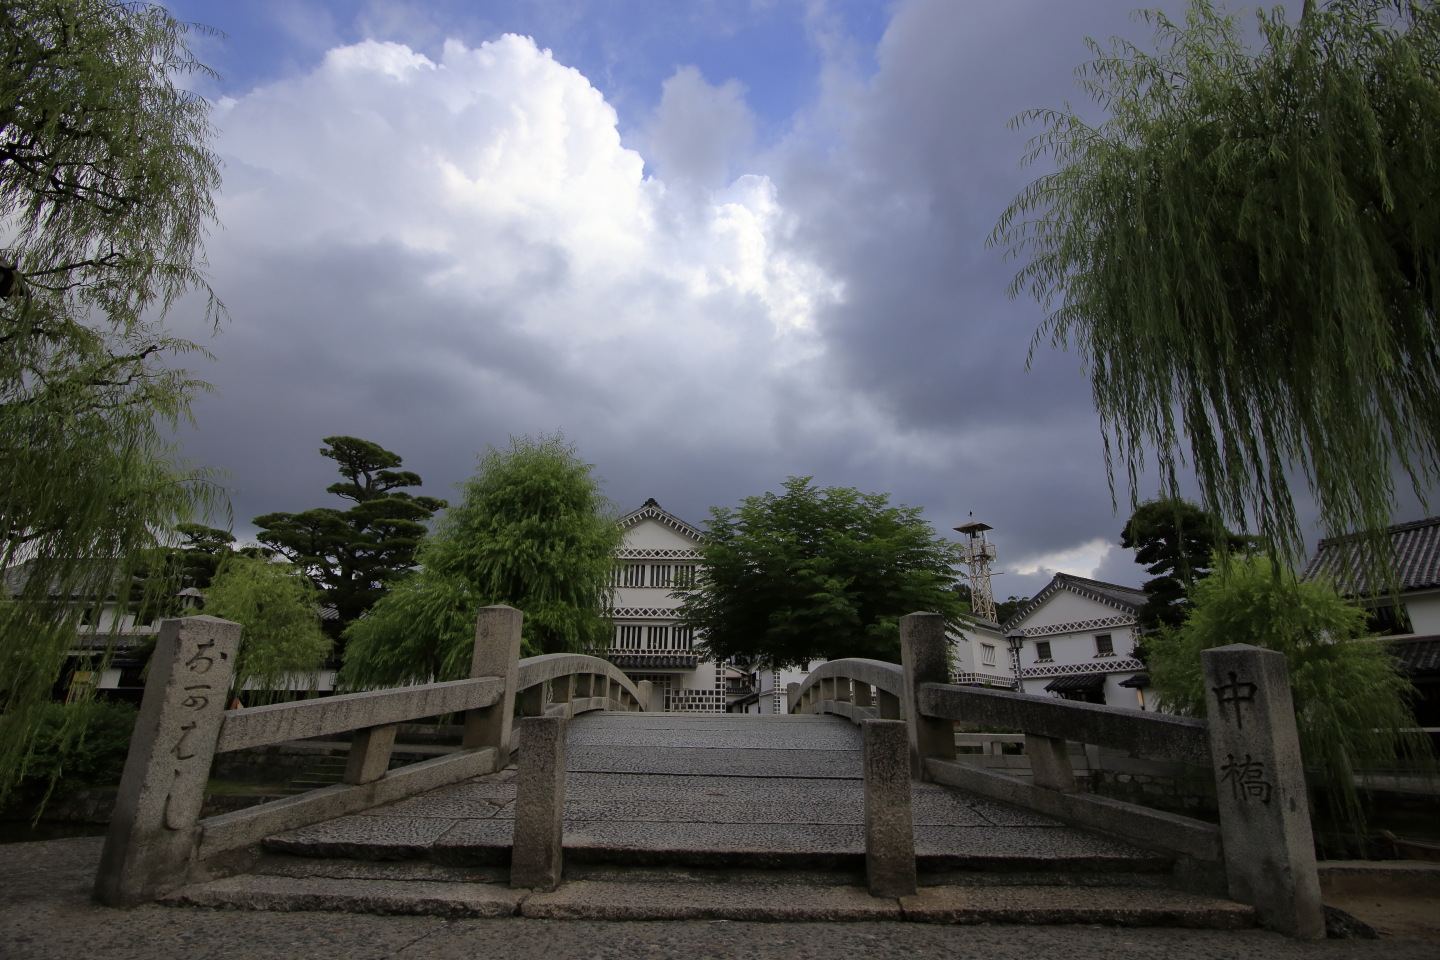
[255,437,447,646]
[677,477,966,669]
[341,434,621,687]
[2,699,136,817]
[1148,553,1431,831]
[187,556,331,704]
[1121,497,1249,630]
[993,0,1440,569]
[995,596,1031,626]
[0,1,222,803]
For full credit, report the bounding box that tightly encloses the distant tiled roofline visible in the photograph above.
[1303,516,1440,596]
[1001,572,1147,633]
[618,498,705,543]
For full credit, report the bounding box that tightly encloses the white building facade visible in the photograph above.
[606,499,812,713]
[1001,573,1151,710]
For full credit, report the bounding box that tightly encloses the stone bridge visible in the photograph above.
[91,608,1324,937]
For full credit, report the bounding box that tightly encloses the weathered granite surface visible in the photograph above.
[261,712,1167,873]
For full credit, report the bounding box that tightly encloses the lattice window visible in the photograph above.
[673,625,694,650]
[673,564,697,587]
[1094,634,1114,657]
[612,563,647,588]
[981,643,997,666]
[615,625,643,650]
[649,565,673,587]
[646,625,670,650]
[1034,640,1053,662]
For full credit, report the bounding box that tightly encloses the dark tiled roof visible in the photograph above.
[1002,572,1147,632]
[1119,673,1151,689]
[1303,516,1440,596]
[1044,673,1106,692]
[1391,636,1440,676]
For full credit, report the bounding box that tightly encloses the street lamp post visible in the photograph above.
[1006,630,1025,693]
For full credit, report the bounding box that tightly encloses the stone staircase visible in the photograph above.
[165,713,1254,926]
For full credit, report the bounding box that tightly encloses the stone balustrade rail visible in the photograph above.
[787,612,1326,940]
[93,607,648,909]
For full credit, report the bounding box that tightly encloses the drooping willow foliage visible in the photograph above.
[993,0,1440,570]
[340,434,622,688]
[187,557,331,707]
[0,2,223,802]
[1148,554,1432,834]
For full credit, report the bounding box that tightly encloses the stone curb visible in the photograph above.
[161,875,1255,928]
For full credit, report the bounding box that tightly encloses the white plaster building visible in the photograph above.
[947,615,1016,689]
[606,499,812,714]
[999,573,1152,711]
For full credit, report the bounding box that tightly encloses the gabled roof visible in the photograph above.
[618,498,705,543]
[1001,572,1147,632]
[1303,516,1440,596]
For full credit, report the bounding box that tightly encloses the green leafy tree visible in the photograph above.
[1147,553,1431,832]
[993,0,1440,568]
[341,434,621,687]
[1121,497,1249,630]
[187,555,331,705]
[254,437,447,646]
[995,596,1031,626]
[0,1,222,802]
[677,477,966,669]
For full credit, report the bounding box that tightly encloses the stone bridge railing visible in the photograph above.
[94,606,649,907]
[788,612,1325,940]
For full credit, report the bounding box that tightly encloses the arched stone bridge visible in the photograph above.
[91,608,1324,936]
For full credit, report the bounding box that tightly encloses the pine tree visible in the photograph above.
[1120,497,1248,630]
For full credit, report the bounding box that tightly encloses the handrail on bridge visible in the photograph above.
[94,606,650,908]
[787,612,1326,940]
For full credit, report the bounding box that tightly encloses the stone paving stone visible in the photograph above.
[163,874,525,918]
[264,815,459,860]
[898,885,1254,927]
[914,825,1170,869]
[563,771,863,799]
[521,879,901,921]
[367,791,509,820]
[567,745,862,778]
[561,820,868,868]
[430,817,515,865]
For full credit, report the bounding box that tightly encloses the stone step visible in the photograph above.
[161,869,1253,927]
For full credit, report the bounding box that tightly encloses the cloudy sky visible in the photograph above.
[155,0,1423,600]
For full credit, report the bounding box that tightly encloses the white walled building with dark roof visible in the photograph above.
[1000,573,1152,710]
[606,499,814,714]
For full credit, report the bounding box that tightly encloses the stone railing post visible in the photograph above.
[510,715,567,891]
[344,725,398,785]
[553,674,576,709]
[900,612,956,779]
[1025,734,1077,792]
[854,682,873,709]
[637,679,653,712]
[835,678,853,703]
[94,616,242,907]
[462,606,523,761]
[786,682,799,713]
[862,719,917,897]
[1201,644,1323,940]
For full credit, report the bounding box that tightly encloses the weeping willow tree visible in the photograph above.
[187,557,331,706]
[1147,553,1431,834]
[0,2,223,802]
[992,0,1440,568]
[341,434,622,688]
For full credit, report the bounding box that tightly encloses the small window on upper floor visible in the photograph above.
[1034,640,1053,662]
[981,643,997,666]
[1094,634,1114,657]
[650,565,673,587]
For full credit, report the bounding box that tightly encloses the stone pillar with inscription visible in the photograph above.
[94,616,242,907]
[1201,644,1324,940]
